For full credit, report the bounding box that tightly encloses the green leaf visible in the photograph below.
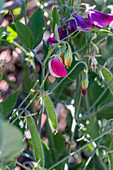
[43,94,58,130]
[42,140,52,168]
[86,115,99,139]
[88,154,107,170]
[0,0,5,10]
[0,90,18,119]
[47,121,65,164]
[101,67,113,94]
[13,7,21,16]
[0,27,5,38]
[108,153,113,170]
[54,24,60,41]
[52,7,60,33]
[53,132,65,159]
[15,21,33,49]
[7,24,18,43]
[29,8,45,49]
[68,0,74,6]
[22,65,34,93]
[0,119,26,162]
[27,116,44,167]
[98,106,113,119]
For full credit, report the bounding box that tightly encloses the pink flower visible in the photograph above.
[47,27,68,45]
[47,33,57,45]
[88,9,113,29]
[48,56,67,77]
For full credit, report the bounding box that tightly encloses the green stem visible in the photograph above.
[16,161,30,170]
[23,0,27,26]
[79,101,113,121]
[42,46,56,66]
[40,71,49,89]
[83,119,111,170]
[12,41,28,54]
[11,91,39,125]
[32,51,43,65]
[49,61,87,93]
[10,80,39,123]
[11,70,49,124]
[83,78,113,116]
[47,127,113,170]
[68,77,82,154]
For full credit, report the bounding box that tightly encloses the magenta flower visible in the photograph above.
[47,27,67,44]
[88,9,113,28]
[48,56,67,77]
[70,14,93,33]
[47,33,57,45]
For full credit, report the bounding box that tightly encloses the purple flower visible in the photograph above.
[88,9,113,28]
[47,27,67,44]
[70,14,93,33]
[48,56,67,77]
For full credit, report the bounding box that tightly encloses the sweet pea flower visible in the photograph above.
[48,56,67,77]
[88,9,113,29]
[47,27,68,44]
[70,14,93,33]
[47,33,57,44]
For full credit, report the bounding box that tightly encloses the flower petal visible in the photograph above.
[47,33,57,44]
[70,14,93,33]
[47,26,68,45]
[48,56,67,77]
[58,27,67,40]
[88,9,113,28]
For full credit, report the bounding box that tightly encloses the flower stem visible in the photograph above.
[49,61,88,93]
[9,80,39,122]
[83,119,112,170]
[68,77,82,154]
[81,78,113,118]
[47,127,113,170]
[16,161,30,170]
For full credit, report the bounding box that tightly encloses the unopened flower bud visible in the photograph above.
[64,48,72,67]
[81,77,89,97]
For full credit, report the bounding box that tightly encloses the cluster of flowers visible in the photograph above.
[48,9,113,76]
[47,9,113,95]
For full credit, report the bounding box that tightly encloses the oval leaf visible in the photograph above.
[29,8,45,49]
[101,67,113,94]
[52,7,60,33]
[15,21,33,49]
[43,94,58,131]
[0,90,18,119]
[27,116,44,167]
